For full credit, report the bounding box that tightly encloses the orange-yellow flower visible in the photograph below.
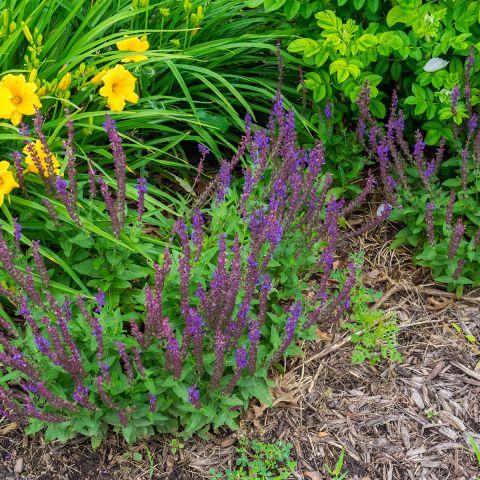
[116,36,149,63]
[98,64,139,112]
[0,161,19,207]
[0,74,41,126]
[23,140,61,177]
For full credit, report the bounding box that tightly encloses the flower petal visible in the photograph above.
[423,57,449,73]
[107,94,126,112]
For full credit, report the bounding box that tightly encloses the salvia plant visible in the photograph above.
[0,94,388,445]
[356,48,480,293]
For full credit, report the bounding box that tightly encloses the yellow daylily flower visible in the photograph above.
[116,36,149,63]
[23,139,61,177]
[0,74,41,126]
[0,161,19,207]
[98,64,139,112]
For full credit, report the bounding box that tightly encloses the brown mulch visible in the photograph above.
[1,233,479,479]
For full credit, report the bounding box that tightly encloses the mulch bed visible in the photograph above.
[1,233,479,479]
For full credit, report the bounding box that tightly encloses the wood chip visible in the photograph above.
[14,457,24,474]
[451,361,480,381]
[438,411,466,432]
[304,471,321,480]
[411,389,425,410]
[438,426,458,440]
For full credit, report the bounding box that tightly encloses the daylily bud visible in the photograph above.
[183,0,192,14]
[29,69,38,82]
[91,69,106,85]
[37,87,46,97]
[2,10,8,29]
[79,63,86,75]
[22,24,33,43]
[8,21,15,33]
[57,72,71,91]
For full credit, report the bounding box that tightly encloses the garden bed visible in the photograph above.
[1,233,478,480]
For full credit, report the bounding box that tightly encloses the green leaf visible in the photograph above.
[412,84,426,100]
[370,99,386,118]
[284,0,301,18]
[91,435,103,450]
[387,5,406,26]
[288,38,318,54]
[330,59,349,83]
[367,0,379,12]
[264,0,286,12]
[414,101,427,115]
[270,326,282,348]
[353,0,366,9]
[391,61,401,81]
[68,232,94,248]
[315,10,338,31]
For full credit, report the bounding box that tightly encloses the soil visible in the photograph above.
[1,229,479,480]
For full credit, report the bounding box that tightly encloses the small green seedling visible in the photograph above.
[326,448,348,480]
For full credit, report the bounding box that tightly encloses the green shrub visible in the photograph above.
[248,0,480,149]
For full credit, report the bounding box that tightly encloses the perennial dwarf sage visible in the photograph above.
[0,97,387,444]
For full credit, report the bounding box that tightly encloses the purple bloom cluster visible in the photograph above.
[448,219,465,260]
[187,385,201,409]
[136,177,147,222]
[103,115,127,230]
[13,217,22,249]
[63,109,78,202]
[450,85,460,116]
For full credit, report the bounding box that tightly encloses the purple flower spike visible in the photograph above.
[450,85,460,116]
[114,342,134,384]
[270,302,302,364]
[12,151,26,193]
[13,218,22,249]
[94,289,105,313]
[55,176,81,226]
[187,385,201,409]
[325,101,333,120]
[448,219,465,260]
[425,202,435,245]
[446,191,455,226]
[136,177,147,222]
[87,161,97,200]
[191,209,204,261]
[224,347,248,395]
[216,159,231,205]
[103,114,127,230]
[149,393,157,413]
[453,259,465,280]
